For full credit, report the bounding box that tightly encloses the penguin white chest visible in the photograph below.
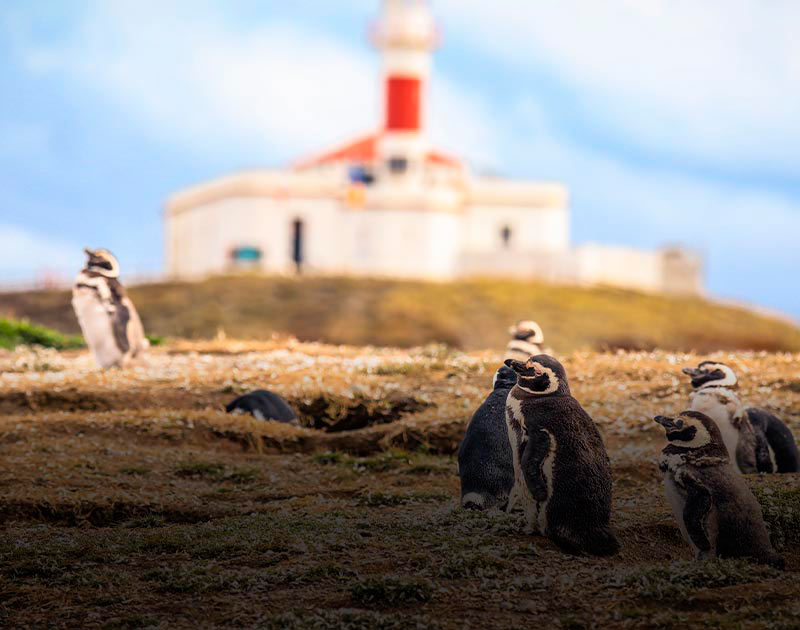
[504,396,532,515]
[72,289,124,368]
[689,393,739,463]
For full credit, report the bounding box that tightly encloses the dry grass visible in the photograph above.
[1,340,799,629]
[3,274,800,352]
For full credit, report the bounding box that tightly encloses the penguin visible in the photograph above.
[504,355,619,556]
[654,410,784,568]
[457,365,517,510]
[683,361,799,473]
[71,248,148,369]
[504,320,546,362]
[225,389,296,422]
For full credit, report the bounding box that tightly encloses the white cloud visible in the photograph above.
[435,0,800,176]
[12,0,504,168]
[19,1,380,162]
[0,224,82,284]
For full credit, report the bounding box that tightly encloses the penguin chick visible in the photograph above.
[458,365,517,510]
[71,248,148,369]
[225,389,296,422]
[505,355,619,556]
[683,361,799,473]
[504,320,546,362]
[654,410,784,569]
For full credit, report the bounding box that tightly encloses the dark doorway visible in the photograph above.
[500,225,512,248]
[292,219,304,273]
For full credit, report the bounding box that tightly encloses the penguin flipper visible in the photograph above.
[679,471,714,554]
[521,429,551,503]
[111,301,131,354]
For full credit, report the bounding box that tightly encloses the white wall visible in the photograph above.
[345,208,461,279]
[574,244,663,292]
[165,197,345,277]
[461,205,569,255]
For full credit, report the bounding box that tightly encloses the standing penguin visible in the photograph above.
[683,361,799,473]
[654,410,784,568]
[504,355,619,556]
[504,320,547,362]
[457,365,517,510]
[72,248,148,369]
[225,389,296,422]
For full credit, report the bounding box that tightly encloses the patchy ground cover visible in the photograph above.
[1,340,799,629]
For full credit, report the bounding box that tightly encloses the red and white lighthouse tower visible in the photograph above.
[372,0,438,179]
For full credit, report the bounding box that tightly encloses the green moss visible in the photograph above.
[262,609,438,630]
[172,460,258,484]
[438,552,507,579]
[357,491,449,507]
[617,559,781,600]
[0,318,84,350]
[350,575,433,606]
[753,486,800,550]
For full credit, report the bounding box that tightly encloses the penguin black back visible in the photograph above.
[458,366,517,510]
[745,407,800,473]
[505,355,619,556]
[226,389,296,422]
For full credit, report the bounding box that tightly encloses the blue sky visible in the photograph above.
[1,0,799,316]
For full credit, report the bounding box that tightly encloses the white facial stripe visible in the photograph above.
[509,321,544,344]
[671,416,712,448]
[697,363,737,389]
[518,363,559,395]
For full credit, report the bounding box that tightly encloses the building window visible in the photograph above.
[388,156,408,174]
[500,225,512,249]
[230,246,262,268]
[292,219,304,273]
[348,165,375,185]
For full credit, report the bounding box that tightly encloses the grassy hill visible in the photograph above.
[2,274,799,352]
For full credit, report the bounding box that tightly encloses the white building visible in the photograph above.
[165,0,702,295]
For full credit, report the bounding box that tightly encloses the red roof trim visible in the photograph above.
[293,134,378,170]
[292,133,463,171]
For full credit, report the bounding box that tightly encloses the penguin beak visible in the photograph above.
[654,415,675,429]
[504,358,525,373]
[681,367,700,376]
[84,247,95,256]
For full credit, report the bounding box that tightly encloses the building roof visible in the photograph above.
[292,133,462,171]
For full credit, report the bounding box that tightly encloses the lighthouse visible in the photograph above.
[372,0,438,181]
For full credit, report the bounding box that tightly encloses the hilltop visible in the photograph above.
[2,275,799,353]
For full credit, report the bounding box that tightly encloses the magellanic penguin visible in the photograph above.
[225,389,296,422]
[654,410,784,568]
[457,365,517,510]
[504,320,547,362]
[71,248,148,369]
[504,355,619,556]
[683,361,799,473]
